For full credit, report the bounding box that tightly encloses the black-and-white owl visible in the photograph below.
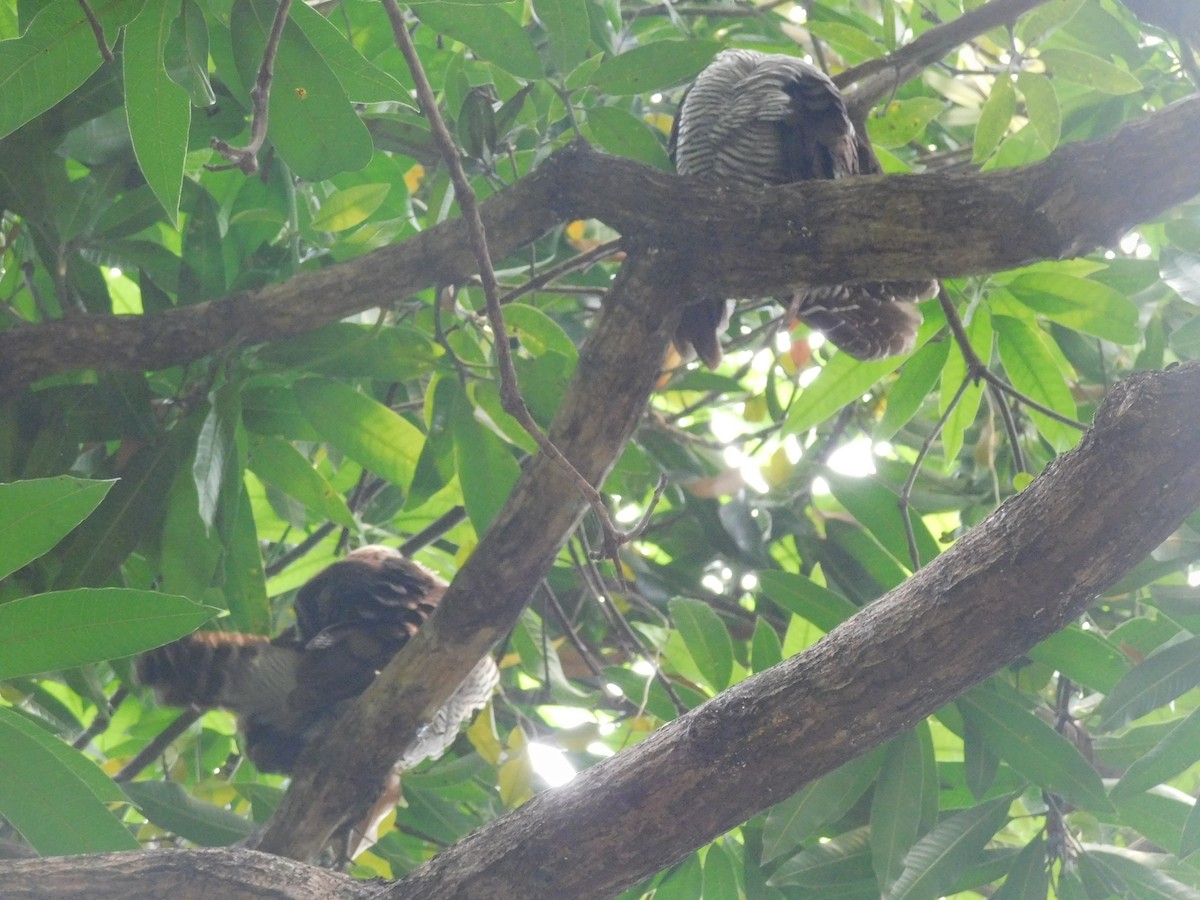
[670,49,937,367]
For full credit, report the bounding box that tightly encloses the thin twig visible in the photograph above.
[77,0,113,62]
[541,581,609,682]
[937,287,1086,431]
[399,506,468,556]
[899,375,972,569]
[72,686,127,750]
[114,707,204,783]
[497,239,623,306]
[381,0,637,562]
[210,0,293,174]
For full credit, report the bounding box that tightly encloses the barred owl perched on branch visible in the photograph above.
[136,546,498,775]
[669,49,938,367]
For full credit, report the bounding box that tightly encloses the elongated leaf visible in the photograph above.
[0,588,218,679]
[1098,636,1200,730]
[586,105,672,170]
[413,3,542,80]
[974,76,1015,163]
[750,617,783,673]
[871,725,938,893]
[0,707,139,854]
[867,98,944,149]
[0,477,114,581]
[0,0,143,140]
[992,835,1049,900]
[940,308,991,465]
[125,0,190,226]
[669,597,734,692]
[828,475,938,569]
[1039,48,1142,95]
[504,303,579,362]
[452,389,520,533]
[231,0,372,181]
[1017,71,1060,151]
[122,781,254,846]
[769,825,876,889]
[295,378,425,490]
[1007,273,1140,344]
[959,688,1112,813]
[591,40,721,95]
[1084,845,1200,899]
[1182,794,1200,858]
[993,315,1079,451]
[532,0,590,75]
[289,0,408,104]
[1027,626,1128,694]
[310,184,391,232]
[762,749,883,863]
[787,352,909,434]
[246,436,354,528]
[875,339,949,441]
[193,380,242,530]
[886,794,1013,899]
[757,570,858,634]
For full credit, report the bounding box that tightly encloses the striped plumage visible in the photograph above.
[135,546,498,775]
[670,49,937,366]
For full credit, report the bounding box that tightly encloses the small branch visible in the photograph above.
[210,0,292,174]
[381,0,634,562]
[399,506,468,556]
[497,239,623,306]
[77,0,113,62]
[72,686,127,750]
[114,707,204,783]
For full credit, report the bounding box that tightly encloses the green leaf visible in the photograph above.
[231,0,373,181]
[750,617,783,673]
[246,435,354,528]
[959,688,1112,813]
[1097,636,1200,730]
[0,588,218,679]
[257,324,442,381]
[0,0,144,140]
[828,475,938,569]
[762,749,884,863]
[973,76,1015,164]
[1182,794,1200,858]
[122,781,254,846]
[289,0,409,104]
[310,183,391,232]
[871,726,938,894]
[769,825,876,890]
[295,378,425,490]
[586,105,672,170]
[0,477,115,581]
[992,835,1049,900]
[1006,272,1140,345]
[867,98,944,150]
[0,707,139,855]
[1085,845,1200,898]
[669,597,734,692]
[1026,626,1128,694]
[886,793,1013,900]
[193,380,242,530]
[993,315,1079,452]
[875,339,949,441]
[940,304,991,465]
[452,387,521,532]
[124,0,190,226]
[702,843,740,899]
[1016,71,1060,151]
[1039,48,1142,95]
[504,303,580,362]
[532,0,590,75]
[757,570,858,634]
[591,40,721,95]
[806,21,884,61]
[1112,706,1200,800]
[786,352,909,434]
[412,3,542,80]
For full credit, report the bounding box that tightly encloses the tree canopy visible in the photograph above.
[3,0,1200,897]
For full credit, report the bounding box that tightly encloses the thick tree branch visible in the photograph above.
[3,93,1200,396]
[5,363,1200,896]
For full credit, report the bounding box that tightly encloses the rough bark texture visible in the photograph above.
[4,364,1200,897]
[0,848,362,899]
[3,93,1200,397]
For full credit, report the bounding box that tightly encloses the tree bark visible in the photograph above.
[4,362,1200,896]
[3,92,1199,396]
